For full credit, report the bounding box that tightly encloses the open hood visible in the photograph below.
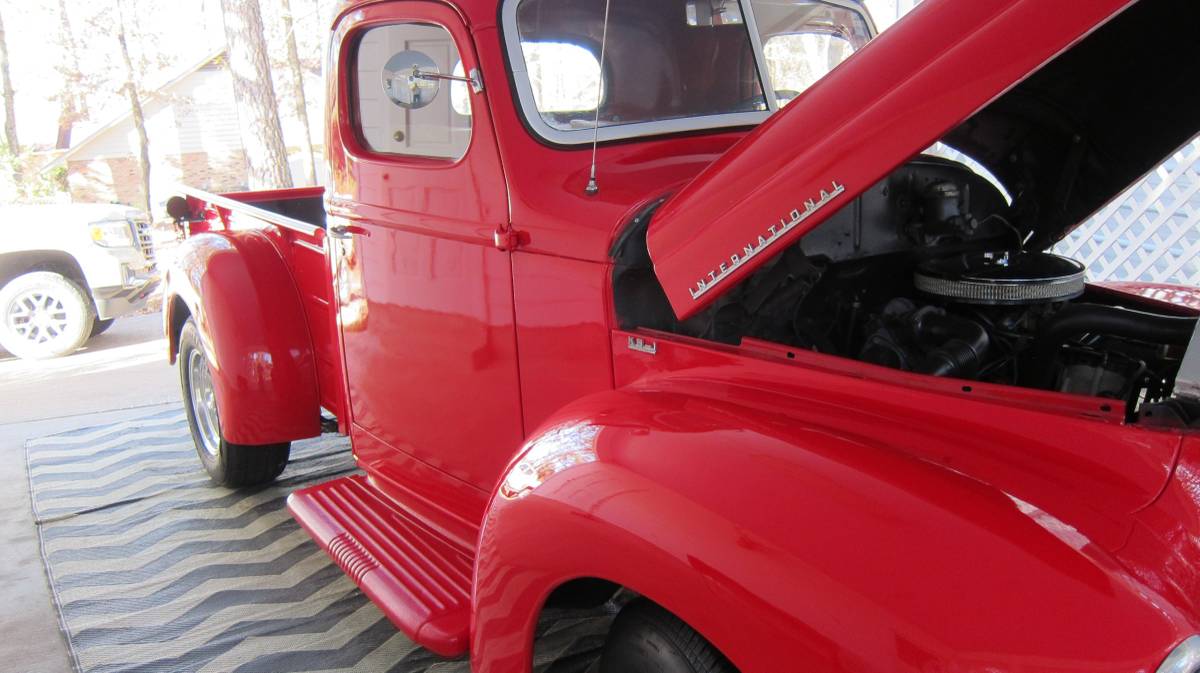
[646,0,1177,321]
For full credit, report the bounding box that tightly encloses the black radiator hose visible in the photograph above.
[1032,303,1198,388]
[910,308,991,378]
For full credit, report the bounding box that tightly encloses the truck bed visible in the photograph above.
[176,185,344,424]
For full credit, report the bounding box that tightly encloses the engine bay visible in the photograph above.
[613,157,1200,426]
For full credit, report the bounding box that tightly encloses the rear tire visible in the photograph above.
[0,271,94,360]
[178,318,290,487]
[599,599,736,673]
[91,317,115,337]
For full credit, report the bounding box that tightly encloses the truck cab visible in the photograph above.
[164,1,1200,671]
[0,203,158,359]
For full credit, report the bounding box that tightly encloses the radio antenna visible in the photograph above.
[585,0,613,196]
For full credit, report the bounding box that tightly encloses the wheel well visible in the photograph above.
[544,578,622,610]
[534,578,738,670]
[167,295,191,363]
[532,578,624,666]
[0,250,89,293]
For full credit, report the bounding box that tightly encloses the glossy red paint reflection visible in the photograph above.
[162,0,1200,671]
[166,228,323,446]
[475,360,1191,672]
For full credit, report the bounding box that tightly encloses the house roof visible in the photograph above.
[40,51,227,174]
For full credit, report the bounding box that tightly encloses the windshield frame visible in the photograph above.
[499,0,876,146]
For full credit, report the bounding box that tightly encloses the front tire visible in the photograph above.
[0,271,95,360]
[600,599,736,673]
[178,318,290,487]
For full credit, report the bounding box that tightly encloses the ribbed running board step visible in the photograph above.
[288,475,474,656]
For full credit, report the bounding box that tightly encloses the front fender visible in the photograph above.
[473,387,1190,673]
[164,230,320,446]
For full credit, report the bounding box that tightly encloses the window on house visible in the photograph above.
[354,23,472,160]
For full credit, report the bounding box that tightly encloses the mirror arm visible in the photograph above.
[412,67,484,94]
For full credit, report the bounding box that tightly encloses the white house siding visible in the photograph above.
[64,61,325,212]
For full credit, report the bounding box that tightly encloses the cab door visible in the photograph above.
[326,2,521,534]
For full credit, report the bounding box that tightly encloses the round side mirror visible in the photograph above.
[166,196,191,222]
[382,51,441,110]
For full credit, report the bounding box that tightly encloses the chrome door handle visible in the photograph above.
[329,224,370,239]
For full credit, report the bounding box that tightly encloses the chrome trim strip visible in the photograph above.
[1178,323,1200,402]
[174,184,325,237]
[689,181,845,300]
[739,0,778,113]
[1157,636,1200,673]
[293,239,328,255]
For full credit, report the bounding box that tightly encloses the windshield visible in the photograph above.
[503,0,873,144]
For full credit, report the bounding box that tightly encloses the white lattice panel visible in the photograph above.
[1055,138,1200,287]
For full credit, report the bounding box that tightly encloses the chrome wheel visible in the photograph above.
[7,290,71,346]
[187,348,221,458]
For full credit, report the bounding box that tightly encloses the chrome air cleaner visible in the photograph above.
[915,251,1086,305]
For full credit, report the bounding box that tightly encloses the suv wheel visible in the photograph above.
[178,318,290,487]
[0,271,95,360]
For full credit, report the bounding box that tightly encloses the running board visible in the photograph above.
[287,475,473,656]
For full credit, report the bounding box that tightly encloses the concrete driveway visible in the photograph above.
[0,313,179,673]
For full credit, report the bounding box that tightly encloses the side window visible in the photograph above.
[520,41,604,128]
[354,23,472,160]
[763,33,856,105]
[747,1,873,107]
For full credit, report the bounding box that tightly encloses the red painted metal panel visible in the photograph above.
[1123,435,1200,624]
[166,230,322,445]
[646,0,1136,319]
[352,426,488,553]
[511,252,614,432]
[289,475,473,656]
[610,329,1180,539]
[327,3,525,510]
[475,376,1190,673]
[1093,281,1200,316]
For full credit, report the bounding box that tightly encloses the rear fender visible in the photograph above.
[472,387,1190,673]
[164,230,320,445]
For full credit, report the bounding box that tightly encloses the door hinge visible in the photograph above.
[493,225,528,251]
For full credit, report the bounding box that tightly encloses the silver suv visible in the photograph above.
[0,203,159,359]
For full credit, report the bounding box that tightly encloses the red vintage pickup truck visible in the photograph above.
[163,0,1200,671]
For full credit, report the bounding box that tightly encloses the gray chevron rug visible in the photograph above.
[26,408,611,673]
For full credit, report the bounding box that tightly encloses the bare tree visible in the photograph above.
[114,0,152,213]
[0,7,19,155]
[54,0,90,149]
[221,0,293,189]
[281,0,317,185]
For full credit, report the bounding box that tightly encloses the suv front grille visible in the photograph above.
[131,219,156,266]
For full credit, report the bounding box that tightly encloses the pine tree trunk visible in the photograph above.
[0,7,20,156]
[55,0,89,150]
[281,0,317,185]
[220,0,294,189]
[115,0,152,213]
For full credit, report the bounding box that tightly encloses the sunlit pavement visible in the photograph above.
[0,313,177,424]
[0,312,179,673]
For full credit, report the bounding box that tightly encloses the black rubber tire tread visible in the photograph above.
[600,599,737,673]
[220,441,290,488]
[178,318,290,488]
[0,271,95,360]
[91,317,116,337]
